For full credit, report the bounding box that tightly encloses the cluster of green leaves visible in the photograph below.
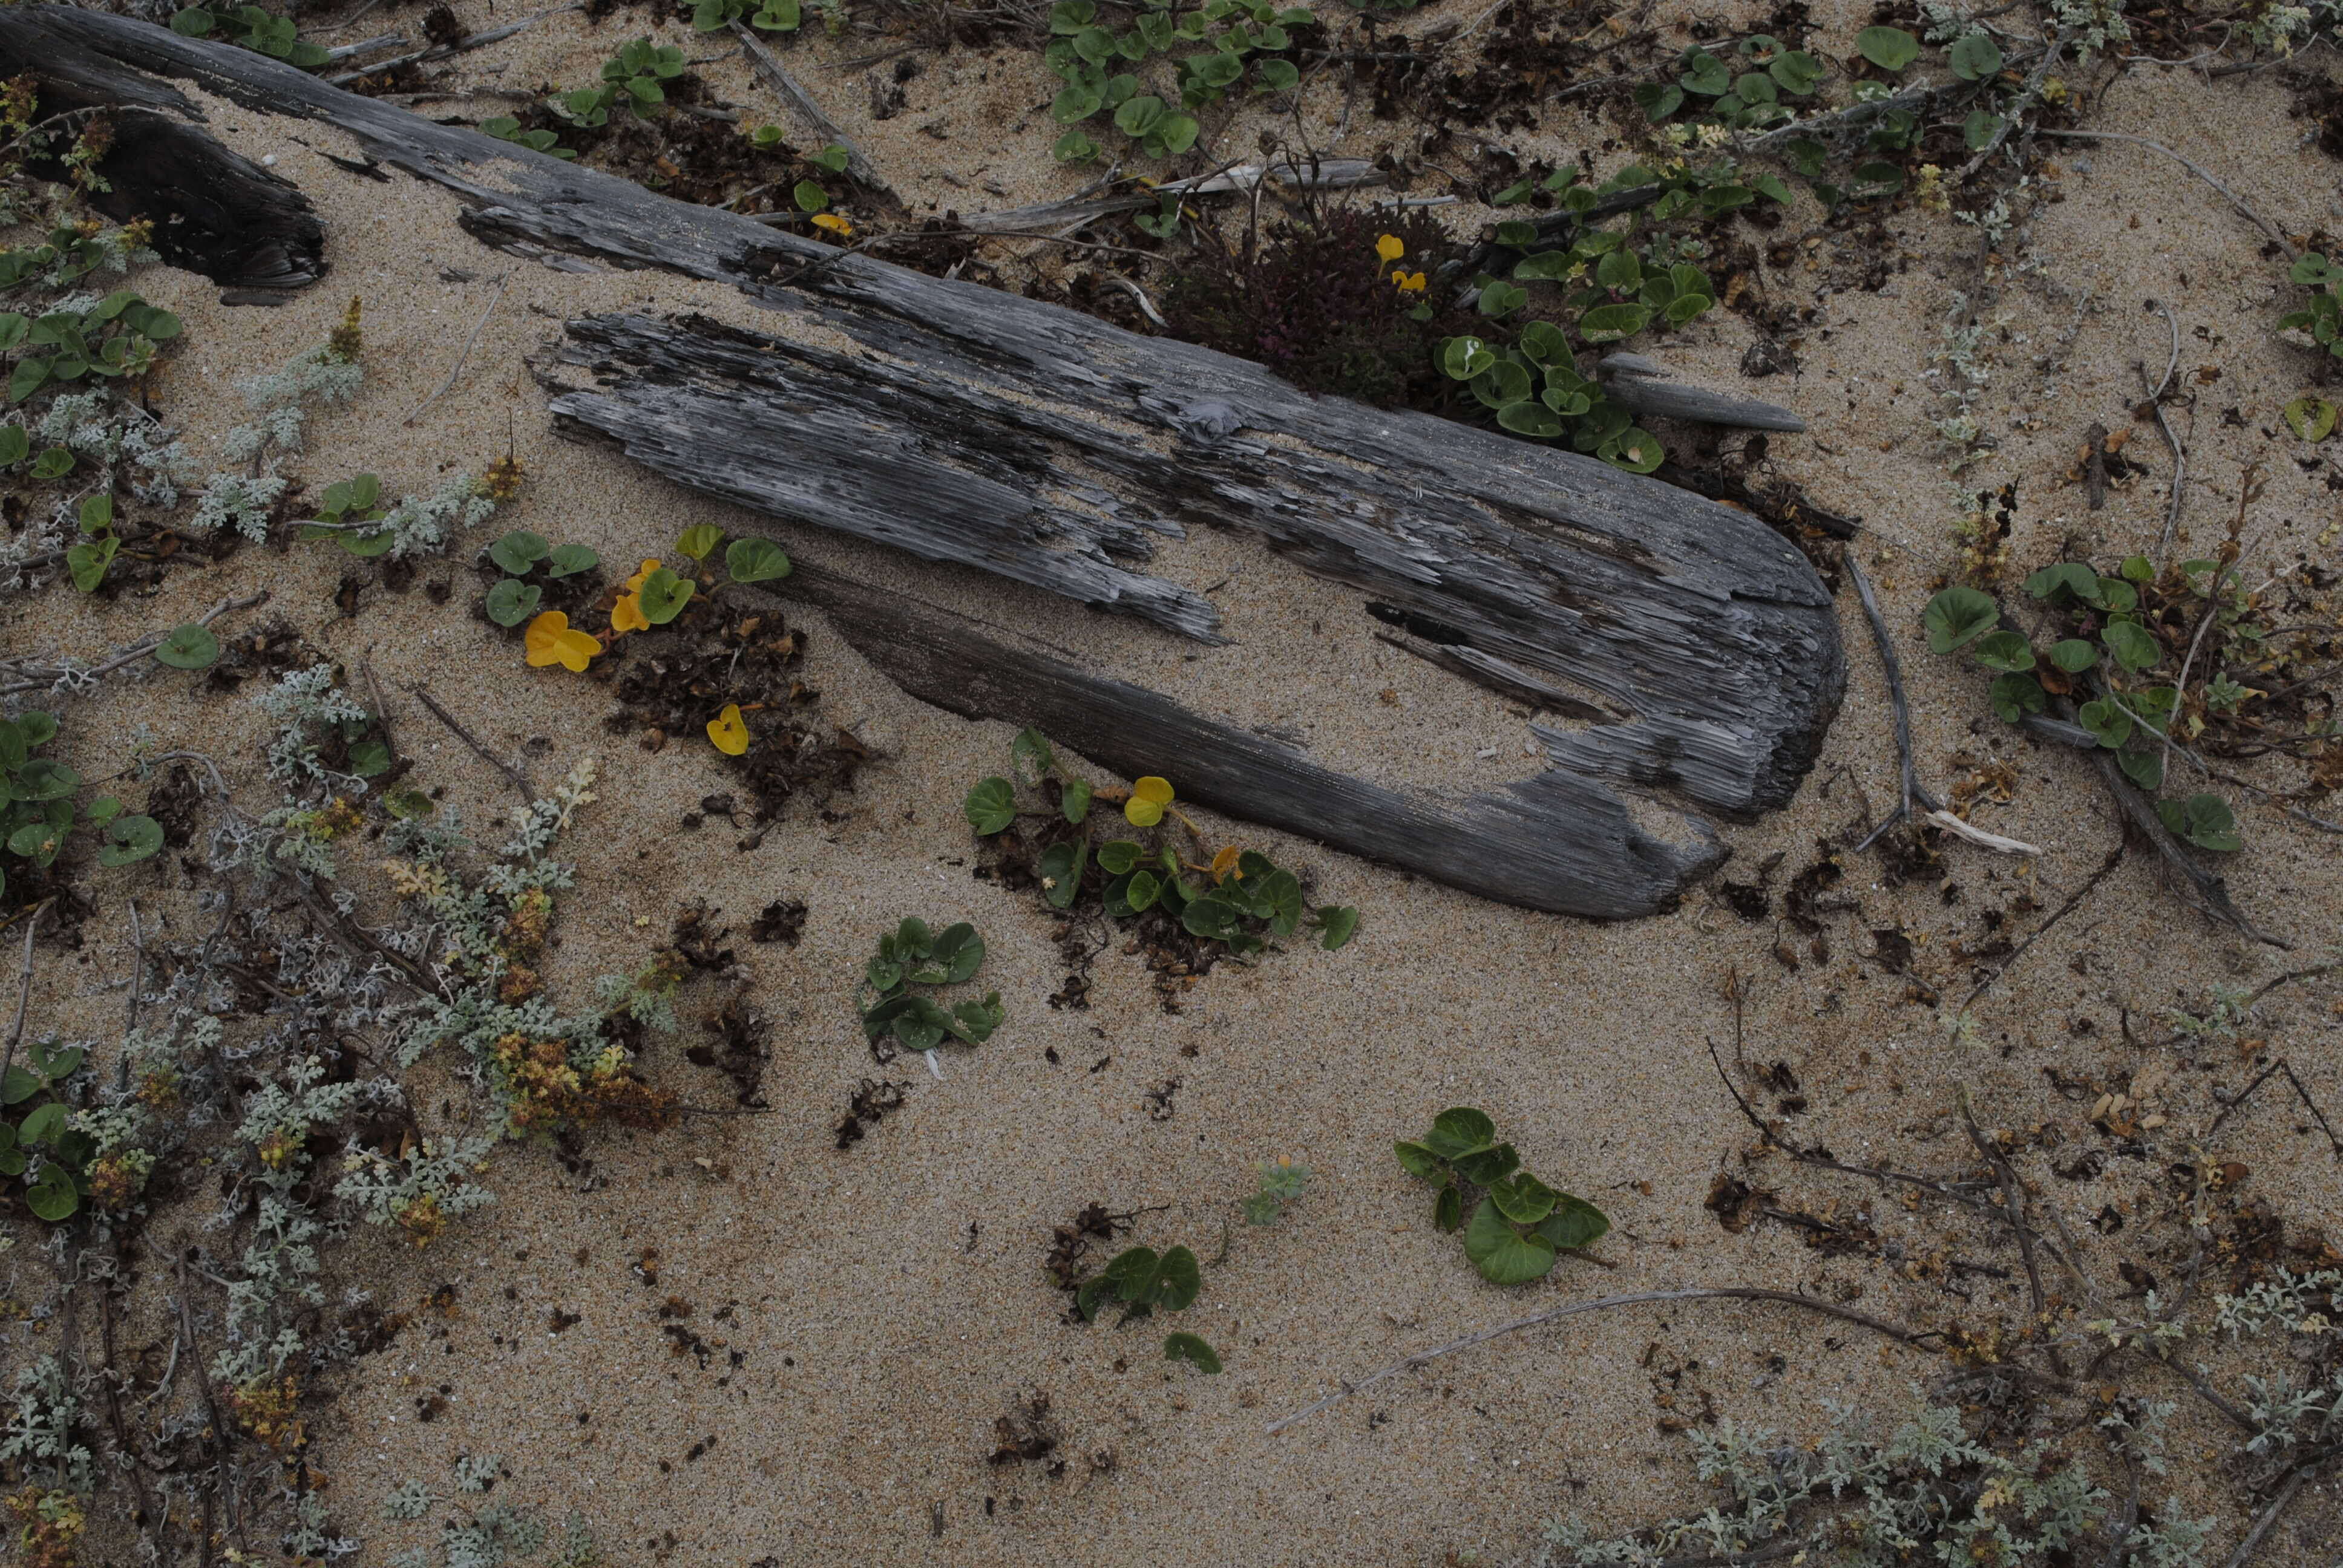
[1438,175,1728,471]
[0,424,70,482]
[1,1040,94,1222]
[293,474,397,558]
[746,141,852,215]
[963,728,1359,952]
[673,523,793,597]
[480,528,601,626]
[859,918,1006,1052]
[169,4,331,68]
[690,0,802,33]
[1045,0,1315,163]
[1241,1156,1308,1224]
[0,226,151,293]
[1075,1242,1221,1373]
[1924,558,2243,851]
[1635,33,1823,129]
[64,493,120,593]
[1628,25,2009,207]
[2281,253,2343,364]
[482,117,574,161]
[0,290,182,405]
[1394,1107,1609,1284]
[2,709,164,908]
[551,39,686,129]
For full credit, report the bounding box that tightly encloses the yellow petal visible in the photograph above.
[1375,233,1404,263]
[524,610,570,667]
[611,593,649,635]
[623,558,661,593]
[707,703,750,756]
[1124,797,1164,828]
[1210,845,1241,881]
[1132,775,1175,806]
[552,627,602,673]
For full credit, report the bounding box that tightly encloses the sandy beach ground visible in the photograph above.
[5,0,2342,1561]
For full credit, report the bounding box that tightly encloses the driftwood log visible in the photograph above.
[0,6,1847,919]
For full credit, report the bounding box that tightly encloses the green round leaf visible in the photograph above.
[1163,1332,1222,1373]
[1464,1198,1559,1284]
[97,814,165,866]
[1316,904,1359,950]
[1426,1107,1495,1157]
[2077,698,2134,750]
[1096,839,1142,875]
[676,523,723,561]
[154,623,220,670]
[1987,673,2045,723]
[1489,1171,1559,1224]
[1060,777,1093,825]
[25,1161,77,1222]
[1948,33,2004,80]
[545,543,600,578]
[793,179,831,213]
[1577,303,1652,342]
[1037,839,1088,909]
[1769,50,1821,94]
[1394,1140,1446,1180]
[488,529,549,575]
[485,578,543,627]
[963,776,1017,835]
[1922,586,1999,653]
[1537,1194,1610,1250]
[637,566,695,624]
[723,538,791,584]
[2284,396,2338,442]
[2102,619,2162,673]
[1971,630,2035,673]
[1855,25,1919,70]
[2048,638,2099,673]
[1440,336,1497,380]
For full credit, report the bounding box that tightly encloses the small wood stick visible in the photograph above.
[401,272,510,426]
[410,684,534,800]
[1267,1285,1936,1435]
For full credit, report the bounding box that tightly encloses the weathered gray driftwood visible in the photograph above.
[1601,353,1806,434]
[0,7,1847,918]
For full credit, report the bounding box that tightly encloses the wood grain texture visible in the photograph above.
[0,7,1849,916]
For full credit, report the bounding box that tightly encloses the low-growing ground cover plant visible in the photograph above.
[857,916,1004,1055]
[1395,1107,1608,1284]
[963,727,1358,956]
[1075,1241,1221,1372]
[1921,521,2338,853]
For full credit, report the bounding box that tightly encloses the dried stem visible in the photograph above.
[1267,1285,1937,1435]
[410,684,534,801]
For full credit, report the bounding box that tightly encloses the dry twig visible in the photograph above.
[410,685,534,801]
[1267,1285,1936,1435]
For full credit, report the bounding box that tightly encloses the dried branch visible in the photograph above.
[409,684,534,801]
[1268,1285,1938,1435]
[1843,550,1942,851]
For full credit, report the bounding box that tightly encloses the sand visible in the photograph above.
[7,0,2343,1562]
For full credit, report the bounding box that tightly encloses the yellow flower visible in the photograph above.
[812,212,854,237]
[1209,844,1242,882]
[1392,269,1426,292]
[623,558,660,593]
[611,592,649,636]
[524,611,601,672]
[707,703,750,756]
[1375,233,1404,263]
[1124,774,1175,828]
